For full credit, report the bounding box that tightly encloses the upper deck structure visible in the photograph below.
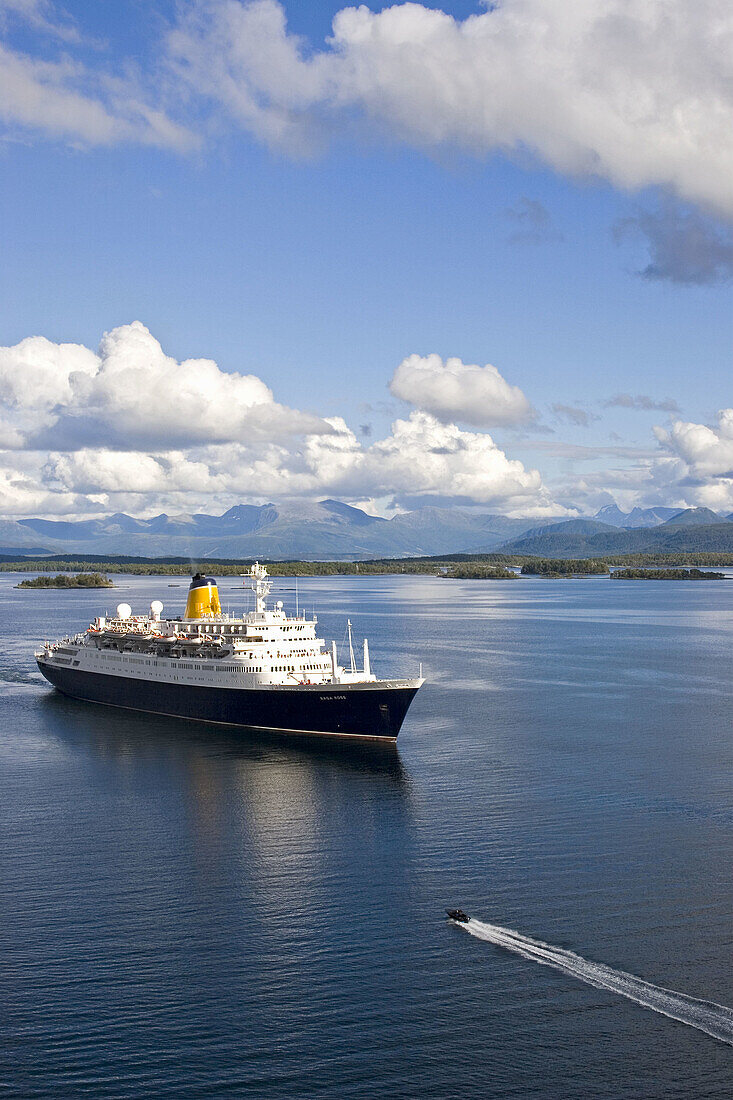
[37,564,424,740]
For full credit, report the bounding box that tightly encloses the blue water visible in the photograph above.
[2,572,733,1098]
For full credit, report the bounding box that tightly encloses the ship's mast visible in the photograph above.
[242,562,272,613]
[347,619,356,673]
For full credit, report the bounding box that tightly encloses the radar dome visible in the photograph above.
[150,600,164,617]
[116,603,132,619]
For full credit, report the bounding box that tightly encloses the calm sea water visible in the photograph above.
[2,571,733,1099]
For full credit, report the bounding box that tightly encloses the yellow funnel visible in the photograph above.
[184,574,221,619]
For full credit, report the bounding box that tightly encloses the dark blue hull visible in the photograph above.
[37,661,420,740]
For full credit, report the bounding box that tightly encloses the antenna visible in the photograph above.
[295,574,299,619]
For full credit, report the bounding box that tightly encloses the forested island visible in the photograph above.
[17,572,114,589]
[521,559,608,576]
[443,565,518,579]
[611,568,726,580]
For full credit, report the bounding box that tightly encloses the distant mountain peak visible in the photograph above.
[595,503,627,524]
[221,503,275,520]
[662,507,725,526]
[594,504,683,529]
[318,499,385,526]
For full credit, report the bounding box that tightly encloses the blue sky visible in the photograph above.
[0,0,731,520]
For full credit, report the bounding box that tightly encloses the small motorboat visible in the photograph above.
[446,908,470,923]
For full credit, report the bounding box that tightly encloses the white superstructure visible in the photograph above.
[37,564,390,691]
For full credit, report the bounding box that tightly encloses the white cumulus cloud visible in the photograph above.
[169,0,733,218]
[389,353,533,427]
[655,410,733,484]
[0,321,331,450]
[0,333,97,446]
[0,322,560,518]
[39,412,552,515]
[566,409,733,515]
[350,410,548,509]
[6,0,733,218]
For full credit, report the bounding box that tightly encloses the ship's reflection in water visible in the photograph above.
[41,692,413,931]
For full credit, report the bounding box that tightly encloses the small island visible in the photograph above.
[444,565,518,580]
[17,572,114,589]
[521,559,609,577]
[611,568,726,580]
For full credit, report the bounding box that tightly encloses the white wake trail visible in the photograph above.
[459,919,733,1046]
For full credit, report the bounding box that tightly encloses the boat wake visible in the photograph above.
[459,918,733,1046]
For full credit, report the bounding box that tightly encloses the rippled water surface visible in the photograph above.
[2,572,733,1098]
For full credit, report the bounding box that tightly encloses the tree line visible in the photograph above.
[2,551,733,578]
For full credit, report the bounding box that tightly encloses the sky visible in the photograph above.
[0,0,731,521]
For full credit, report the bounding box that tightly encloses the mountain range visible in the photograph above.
[498,509,733,557]
[0,500,539,560]
[2,501,733,561]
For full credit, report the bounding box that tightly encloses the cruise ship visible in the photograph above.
[36,564,424,740]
